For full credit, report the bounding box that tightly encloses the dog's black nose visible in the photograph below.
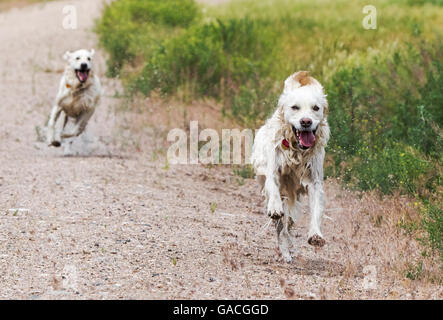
[300,118,312,128]
[80,63,88,70]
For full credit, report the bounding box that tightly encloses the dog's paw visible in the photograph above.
[50,141,61,147]
[267,199,284,219]
[307,234,326,247]
[267,208,283,220]
[278,244,293,263]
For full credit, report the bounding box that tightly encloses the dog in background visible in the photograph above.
[47,49,102,149]
[251,71,330,262]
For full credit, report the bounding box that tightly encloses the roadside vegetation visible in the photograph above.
[96,0,443,271]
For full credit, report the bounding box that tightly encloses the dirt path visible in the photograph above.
[0,0,440,299]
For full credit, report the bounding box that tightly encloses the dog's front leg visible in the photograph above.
[48,79,72,147]
[47,105,63,147]
[307,149,326,247]
[264,150,283,219]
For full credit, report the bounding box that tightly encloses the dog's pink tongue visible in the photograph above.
[300,131,315,147]
[77,71,88,82]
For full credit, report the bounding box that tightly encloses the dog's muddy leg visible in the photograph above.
[308,234,326,247]
[287,199,301,251]
[275,218,293,263]
[278,225,294,262]
[275,201,297,262]
[61,109,94,139]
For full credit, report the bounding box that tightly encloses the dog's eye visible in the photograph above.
[76,57,80,60]
[88,57,91,61]
[313,105,320,111]
[291,105,300,110]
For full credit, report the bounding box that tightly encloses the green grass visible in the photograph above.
[406,261,424,280]
[233,165,255,179]
[96,0,443,260]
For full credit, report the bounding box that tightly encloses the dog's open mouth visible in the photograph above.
[76,69,90,83]
[292,126,316,150]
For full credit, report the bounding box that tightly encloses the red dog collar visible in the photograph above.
[282,139,290,150]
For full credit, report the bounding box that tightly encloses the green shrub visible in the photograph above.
[228,84,278,127]
[422,202,443,258]
[126,0,199,26]
[352,142,431,194]
[390,59,442,159]
[324,42,441,195]
[421,60,443,125]
[134,17,277,99]
[95,0,200,76]
[404,105,443,159]
[95,3,137,76]
[326,66,367,157]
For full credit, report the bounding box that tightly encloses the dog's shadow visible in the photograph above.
[59,130,125,159]
[289,257,345,277]
[36,126,125,159]
[57,140,124,159]
[255,254,345,278]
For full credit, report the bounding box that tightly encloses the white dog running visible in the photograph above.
[251,71,330,262]
[47,49,102,148]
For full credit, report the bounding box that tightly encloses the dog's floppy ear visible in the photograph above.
[63,51,71,61]
[283,71,313,93]
[323,97,329,114]
[90,49,95,57]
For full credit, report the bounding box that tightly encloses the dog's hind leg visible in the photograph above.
[286,198,302,251]
[287,195,302,224]
[61,109,94,139]
[275,219,292,263]
[275,200,296,263]
[62,113,69,130]
[63,137,75,157]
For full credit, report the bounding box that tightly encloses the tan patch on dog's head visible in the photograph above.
[293,71,313,87]
[282,71,319,93]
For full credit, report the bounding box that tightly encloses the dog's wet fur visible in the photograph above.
[251,71,330,262]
